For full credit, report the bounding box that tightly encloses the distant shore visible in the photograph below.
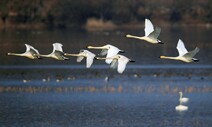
[0,18,211,31]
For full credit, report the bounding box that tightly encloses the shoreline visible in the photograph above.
[0,19,211,31]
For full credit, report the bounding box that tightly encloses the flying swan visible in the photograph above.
[87,44,124,64]
[8,44,41,59]
[64,49,96,68]
[126,18,163,44]
[160,39,200,63]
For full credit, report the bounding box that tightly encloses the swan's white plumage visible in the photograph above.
[105,45,121,64]
[160,39,200,62]
[66,50,96,68]
[144,19,154,36]
[87,44,122,64]
[175,104,188,111]
[98,54,133,74]
[25,44,40,54]
[53,43,63,52]
[179,92,189,103]
[84,50,96,68]
[117,55,130,74]
[126,19,162,44]
[8,44,40,59]
[177,39,188,56]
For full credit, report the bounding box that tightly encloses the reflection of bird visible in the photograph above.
[175,104,188,111]
[87,44,124,64]
[39,43,68,60]
[96,54,135,74]
[160,39,200,63]
[179,92,189,103]
[126,19,163,44]
[8,44,41,59]
[175,91,189,111]
[65,49,96,68]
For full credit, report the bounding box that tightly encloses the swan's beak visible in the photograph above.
[130,60,135,62]
[119,50,125,53]
[160,56,165,59]
[158,41,164,44]
[192,59,199,62]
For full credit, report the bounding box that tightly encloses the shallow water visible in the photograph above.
[0,26,212,127]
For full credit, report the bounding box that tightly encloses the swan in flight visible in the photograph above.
[126,18,163,44]
[96,54,135,74]
[38,43,68,60]
[160,39,200,63]
[8,44,41,59]
[64,49,96,68]
[179,92,189,103]
[87,44,124,64]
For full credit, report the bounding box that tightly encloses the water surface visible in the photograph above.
[0,26,212,127]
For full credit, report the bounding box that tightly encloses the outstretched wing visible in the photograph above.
[147,27,161,39]
[177,39,188,56]
[105,45,120,64]
[99,49,108,56]
[86,51,96,68]
[53,43,63,52]
[77,51,85,62]
[183,47,200,58]
[25,44,40,55]
[144,19,154,36]
[110,59,118,69]
[117,55,129,74]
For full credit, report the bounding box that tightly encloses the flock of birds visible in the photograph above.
[8,18,196,111]
[7,19,200,74]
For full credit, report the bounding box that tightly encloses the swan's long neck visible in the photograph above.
[64,53,86,57]
[160,56,179,60]
[64,53,80,57]
[96,57,114,60]
[8,53,24,57]
[38,54,51,58]
[126,34,143,40]
[179,93,183,99]
[87,46,105,49]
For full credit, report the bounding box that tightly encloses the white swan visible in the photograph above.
[96,54,135,74]
[38,43,68,60]
[64,49,96,68]
[160,39,200,63]
[8,44,41,59]
[179,92,189,103]
[87,44,124,64]
[126,18,163,44]
[175,104,188,111]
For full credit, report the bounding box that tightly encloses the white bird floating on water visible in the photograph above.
[179,91,189,103]
[38,43,68,60]
[160,39,200,63]
[8,44,41,59]
[96,54,135,74]
[64,49,96,68]
[87,44,124,64]
[126,18,163,44]
[175,91,189,111]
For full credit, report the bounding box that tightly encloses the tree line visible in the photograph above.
[0,0,211,29]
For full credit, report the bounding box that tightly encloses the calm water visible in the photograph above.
[0,26,212,127]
